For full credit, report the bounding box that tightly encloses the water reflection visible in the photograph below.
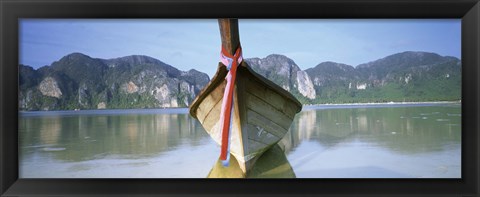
[207,144,295,178]
[19,111,209,162]
[286,105,461,154]
[19,104,461,178]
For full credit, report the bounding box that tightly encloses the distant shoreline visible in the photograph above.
[302,101,461,110]
[19,100,461,114]
[19,107,190,116]
[304,100,461,107]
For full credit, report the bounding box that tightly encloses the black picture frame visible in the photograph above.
[1,0,479,196]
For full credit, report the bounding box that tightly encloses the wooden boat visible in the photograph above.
[189,19,302,173]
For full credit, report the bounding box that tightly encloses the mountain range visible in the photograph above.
[20,53,210,110]
[19,51,461,111]
[304,51,461,103]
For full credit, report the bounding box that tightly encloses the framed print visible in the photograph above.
[1,0,479,196]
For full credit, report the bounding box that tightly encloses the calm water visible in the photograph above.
[19,103,461,178]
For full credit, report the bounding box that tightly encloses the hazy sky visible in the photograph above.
[20,19,461,78]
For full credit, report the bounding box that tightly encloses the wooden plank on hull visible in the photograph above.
[238,64,301,111]
[245,76,299,119]
[246,94,293,130]
[246,126,281,145]
[231,85,246,164]
[246,138,270,155]
[197,97,222,124]
[201,98,223,132]
[246,110,288,138]
[235,75,249,169]
[197,81,225,116]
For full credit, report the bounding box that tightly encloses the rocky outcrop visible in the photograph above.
[38,77,62,98]
[295,71,316,99]
[122,81,139,94]
[97,102,106,109]
[77,82,90,107]
[152,84,178,107]
[356,83,367,90]
[245,54,316,101]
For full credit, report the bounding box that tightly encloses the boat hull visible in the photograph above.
[190,63,302,173]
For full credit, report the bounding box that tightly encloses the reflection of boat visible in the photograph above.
[207,144,296,178]
[189,19,302,173]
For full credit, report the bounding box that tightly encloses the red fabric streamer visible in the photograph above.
[219,45,243,162]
